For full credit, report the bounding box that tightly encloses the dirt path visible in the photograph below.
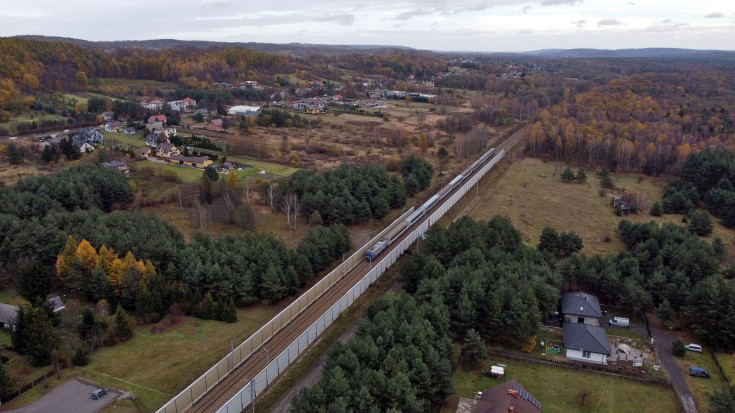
[648,314,698,413]
[269,320,362,413]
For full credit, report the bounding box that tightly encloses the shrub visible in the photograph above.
[672,337,686,357]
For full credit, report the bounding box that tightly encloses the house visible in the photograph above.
[168,155,213,169]
[563,322,612,365]
[612,195,631,214]
[193,108,210,119]
[142,100,164,111]
[140,147,151,158]
[105,121,124,132]
[146,120,163,133]
[182,97,197,108]
[161,127,177,139]
[101,111,115,122]
[124,127,136,135]
[469,379,542,413]
[148,115,167,124]
[561,292,602,326]
[0,303,19,331]
[206,119,224,132]
[156,143,180,158]
[167,97,196,112]
[78,142,96,153]
[101,160,130,177]
[48,296,66,313]
[145,133,162,147]
[72,127,105,148]
[296,97,325,112]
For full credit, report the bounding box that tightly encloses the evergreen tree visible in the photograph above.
[672,337,687,357]
[598,168,613,189]
[203,165,219,182]
[461,328,487,369]
[71,347,89,366]
[109,305,133,344]
[17,259,54,304]
[650,201,663,216]
[221,299,238,323]
[709,385,735,413]
[0,362,14,399]
[561,166,576,183]
[576,169,587,183]
[11,306,58,366]
[656,298,675,327]
[688,210,714,236]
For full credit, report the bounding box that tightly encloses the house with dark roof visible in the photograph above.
[0,303,19,331]
[72,127,105,148]
[123,126,137,135]
[156,143,180,158]
[469,379,542,413]
[101,111,115,122]
[140,147,151,158]
[102,160,130,177]
[48,296,66,313]
[561,292,602,326]
[105,121,124,132]
[146,133,162,147]
[563,322,612,365]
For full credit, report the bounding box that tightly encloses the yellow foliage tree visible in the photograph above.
[55,235,78,282]
[75,239,98,272]
[225,171,241,189]
[521,335,537,354]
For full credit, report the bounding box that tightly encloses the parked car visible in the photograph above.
[685,343,703,353]
[91,388,108,399]
[688,367,710,378]
[608,316,630,328]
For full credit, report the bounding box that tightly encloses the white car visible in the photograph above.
[685,343,703,353]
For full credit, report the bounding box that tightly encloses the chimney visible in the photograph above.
[508,405,514,413]
[508,389,519,399]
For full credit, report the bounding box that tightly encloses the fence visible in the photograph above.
[156,206,416,413]
[216,148,506,413]
[711,351,731,384]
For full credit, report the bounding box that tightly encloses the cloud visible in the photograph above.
[661,19,671,23]
[314,13,355,26]
[704,12,723,18]
[395,8,434,20]
[643,22,689,33]
[522,6,532,14]
[572,19,586,28]
[518,28,534,34]
[541,0,583,5]
[598,18,622,26]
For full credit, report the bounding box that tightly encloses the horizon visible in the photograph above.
[2,1,735,53]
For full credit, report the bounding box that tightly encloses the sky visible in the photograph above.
[1,0,735,52]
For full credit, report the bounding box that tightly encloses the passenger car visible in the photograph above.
[91,388,108,399]
[688,367,710,378]
[685,343,703,353]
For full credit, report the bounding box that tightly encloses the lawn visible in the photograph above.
[714,352,735,381]
[451,355,679,413]
[443,156,735,259]
[674,351,727,413]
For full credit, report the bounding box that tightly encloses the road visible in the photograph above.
[648,314,699,413]
[3,378,119,413]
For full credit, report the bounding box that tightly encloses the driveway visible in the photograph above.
[647,314,698,413]
[4,378,119,413]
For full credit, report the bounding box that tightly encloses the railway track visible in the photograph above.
[185,128,526,412]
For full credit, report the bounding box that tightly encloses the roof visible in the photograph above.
[148,115,167,123]
[563,322,612,355]
[102,161,127,168]
[170,155,209,163]
[474,379,542,413]
[182,97,196,103]
[561,292,602,319]
[156,143,177,153]
[140,147,151,154]
[124,127,136,133]
[209,119,223,126]
[48,296,66,312]
[0,303,19,325]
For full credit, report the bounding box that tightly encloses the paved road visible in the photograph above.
[4,378,119,413]
[647,314,698,413]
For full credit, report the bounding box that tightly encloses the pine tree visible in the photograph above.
[0,362,14,399]
[11,306,58,366]
[461,328,487,369]
[222,299,238,323]
[561,166,576,183]
[110,305,133,344]
[71,347,89,366]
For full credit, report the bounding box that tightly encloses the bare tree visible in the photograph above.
[280,192,295,228]
[267,183,276,212]
[243,177,255,203]
[292,194,302,230]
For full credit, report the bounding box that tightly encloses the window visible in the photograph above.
[577,317,584,323]
[583,351,591,358]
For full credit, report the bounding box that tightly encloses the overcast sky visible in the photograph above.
[2,0,734,52]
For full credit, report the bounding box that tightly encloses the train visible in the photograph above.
[364,147,497,261]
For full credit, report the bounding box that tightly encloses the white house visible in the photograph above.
[563,322,612,365]
[228,105,261,117]
[561,292,602,326]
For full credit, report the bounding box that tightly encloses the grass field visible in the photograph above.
[443,156,735,259]
[451,355,679,413]
[714,352,735,381]
[0,305,284,412]
[674,351,727,413]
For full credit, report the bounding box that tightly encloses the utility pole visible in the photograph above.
[250,378,256,413]
[264,347,269,365]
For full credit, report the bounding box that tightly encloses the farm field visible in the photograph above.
[451,355,679,413]
[444,155,735,259]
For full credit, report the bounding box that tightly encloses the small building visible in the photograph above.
[227,105,261,117]
[563,322,612,365]
[105,121,124,132]
[72,127,105,148]
[156,143,180,158]
[140,147,151,158]
[101,111,115,122]
[206,119,224,132]
[470,379,542,413]
[168,155,213,169]
[561,292,602,326]
[146,120,163,133]
[0,303,19,331]
[123,127,137,135]
[142,100,164,111]
[78,142,96,153]
[101,160,130,177]
[48,296,66,313]
[193,108,210,119]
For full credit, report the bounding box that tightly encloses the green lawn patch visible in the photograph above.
[674,351,726,413]
[453,355,678,413]
[714,352,735,381]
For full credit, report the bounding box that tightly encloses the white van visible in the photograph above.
[608,316,630,328]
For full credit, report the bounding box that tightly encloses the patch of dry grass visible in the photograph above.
[443,156,735,259]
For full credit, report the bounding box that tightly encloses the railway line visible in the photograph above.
[178,130,524,412]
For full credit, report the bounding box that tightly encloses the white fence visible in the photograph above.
[215,148,505,413]
[156,207,416,413]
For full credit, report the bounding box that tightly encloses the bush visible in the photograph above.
[71,347,89,366]
[672,337,687,357]
[688,210,714,236]
[650,201,663,216]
